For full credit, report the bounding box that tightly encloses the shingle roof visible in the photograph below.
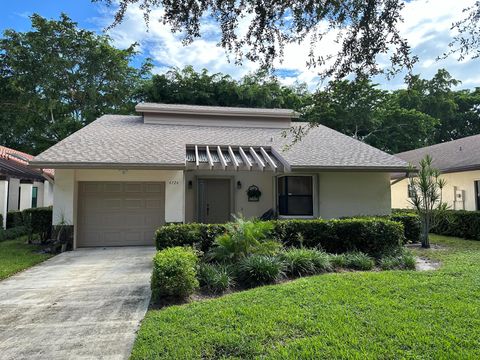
[31,115,408,171]
[395,134,480,173]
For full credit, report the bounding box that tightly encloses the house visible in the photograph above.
[0,146,54,228]
[30,103,408,248]
[391,134,480,211]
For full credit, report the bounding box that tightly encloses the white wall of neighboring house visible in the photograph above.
[43,181,54,207]
[0,179,8,229]
[7,178,20,211]
[391,170,480,211]
[19,182,33,211]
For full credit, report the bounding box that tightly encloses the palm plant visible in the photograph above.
[408,155,448,248]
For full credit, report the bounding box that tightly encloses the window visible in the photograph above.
[278,176,313,216]
[407,184,416,199]
[32,187,38,208]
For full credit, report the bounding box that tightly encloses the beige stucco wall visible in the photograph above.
[184,170,275,222]
[318,172,392,218]
[391,170,480,210]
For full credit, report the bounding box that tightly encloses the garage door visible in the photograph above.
[77,182,165,247]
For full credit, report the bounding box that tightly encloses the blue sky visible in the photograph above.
[1,0,479,91]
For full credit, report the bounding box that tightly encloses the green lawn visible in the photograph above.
[0,237,54,280]
[131,235,480,359]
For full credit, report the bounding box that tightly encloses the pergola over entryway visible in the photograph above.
[186,145,290,172]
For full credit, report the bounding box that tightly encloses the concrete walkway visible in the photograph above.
[0,247,155,360]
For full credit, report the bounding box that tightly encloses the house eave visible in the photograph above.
[28,161,186,170]
[290,165,410,172]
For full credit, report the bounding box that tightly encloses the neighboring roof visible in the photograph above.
[32,115,408,171]
[0,145,54,180]
[136,102,300,118]
[395,134,480,173]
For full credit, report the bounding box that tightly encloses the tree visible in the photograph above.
[303,77,437,153]
[408,155,447,248]
[0,13,151,154]
[445,1,480,61]
[140,66,309,110]
[95,0,416,79]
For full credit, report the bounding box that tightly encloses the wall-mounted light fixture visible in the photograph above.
[188,180,193,189]
[237,181,242,190]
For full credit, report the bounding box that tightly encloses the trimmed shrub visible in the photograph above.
[151,247,199,301]
[280,248,331,277]
[22,207,53,243]
[389,213,421,243]
[155,223,226,251]
[156,218,404,258]
[343,252,375,271]
[433,210,480,240]
[237,255,285,287]
[6,210,24,229]
[0,226,28,242]
[198,263,234,294]
[379,249,416,270]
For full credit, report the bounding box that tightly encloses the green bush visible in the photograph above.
[6,210,24,229]
[237,255,285,287]
[329,254,347,268]
[433,210,480,240]
[0,226,28,242]
[343,252,375,271]
[22,207,52,243]
[151,247,199,301]
[379,249,416,270]
[389,213,421,243]
[280,248,331,277]
[208,218,280,262]
[156,218,404,258]
[155,223,227,251]
[198,263,234,294]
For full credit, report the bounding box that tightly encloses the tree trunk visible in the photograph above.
[421,217,430,248]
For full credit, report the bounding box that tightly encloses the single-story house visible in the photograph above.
[30,103,408,248]
[391,134,480,210]
[0,146,54,228]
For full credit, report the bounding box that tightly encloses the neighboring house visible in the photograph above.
[30,103,408,248]
[0,146,54,228]
[391,134,480,211]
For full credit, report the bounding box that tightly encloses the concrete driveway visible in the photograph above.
[0,246,155,360]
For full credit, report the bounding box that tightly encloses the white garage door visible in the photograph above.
[77,182,165,247]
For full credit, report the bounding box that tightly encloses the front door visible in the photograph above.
[198,179,231,223]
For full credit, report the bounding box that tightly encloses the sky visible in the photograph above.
[1,0,479,91]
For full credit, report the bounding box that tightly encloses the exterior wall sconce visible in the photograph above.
[188,180,193,189]
[237,181,242,189]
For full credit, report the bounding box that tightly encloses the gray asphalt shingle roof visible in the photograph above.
[31,115,408,170]
[395,134,480,173]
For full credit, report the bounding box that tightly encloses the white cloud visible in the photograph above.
[95,0,480,90]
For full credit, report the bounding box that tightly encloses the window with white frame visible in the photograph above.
[277,176,313,216]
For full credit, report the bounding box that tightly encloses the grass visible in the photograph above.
[131,235,480,359]
[0,236,54,280]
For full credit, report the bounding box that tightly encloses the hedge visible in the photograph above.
[389,213,421,243]
[6,210,24,229]
[22,207,53,243]
[155,218,404,258]
[394,208,480,241]
[433,210,480,240]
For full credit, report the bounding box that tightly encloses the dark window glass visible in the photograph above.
[278,176,313,216]
[32,187,38,208]
[408,184,416,199]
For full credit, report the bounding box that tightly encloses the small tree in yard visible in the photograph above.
[408,155,447,248]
